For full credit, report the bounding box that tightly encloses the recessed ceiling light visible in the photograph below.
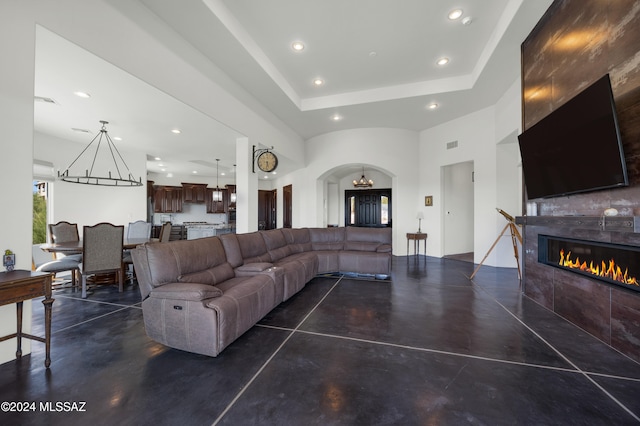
[171,129,181,134]
[154,157,161,161]
[160,168,166,172]
[158,163,165,167]
[461,16,473,25]
[221,172,226,176]
[167,173,173,178]
[313,78,324,86]
[73,91,91,98]
[332,114,342,121]
[448,9,463,20]
[192,171,197,174]
[437,57,450,66]
[292,41,305,51]
[428,103,439,110]
[263,175,269,179]
[112,136,122,141]
[272,171,277,175]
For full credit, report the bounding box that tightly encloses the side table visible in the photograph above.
[406,232,428,255]
[0,270,54,368]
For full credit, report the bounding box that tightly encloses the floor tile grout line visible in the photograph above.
[52,305,136,335]
[52,293,143,310]
[257,324,640,383]
[212,276,343,426]
[293,328,595,375]
[470,278,640,422]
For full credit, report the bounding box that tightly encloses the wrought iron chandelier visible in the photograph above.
[353,167,374,188]
[58,120,142,186]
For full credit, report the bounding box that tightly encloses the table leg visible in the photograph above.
[42,297,54,368]
[406,239,409,255]
[15,301,23,358]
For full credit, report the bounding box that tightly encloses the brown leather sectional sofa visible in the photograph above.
[131,226,392,357]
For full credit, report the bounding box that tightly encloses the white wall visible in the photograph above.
[419,78,522,267]
[34,132,147,230]
[278,128,420,254]
[0,0,37,365]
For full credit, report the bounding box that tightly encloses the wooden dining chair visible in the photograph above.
[126,220,152,239]
[34,243,80,288]
[79,223,124,298]
[49,221,82,261]
[159,222,172,242]
[123,221,151,283]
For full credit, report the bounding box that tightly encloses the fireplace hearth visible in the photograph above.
[538,235,640,292]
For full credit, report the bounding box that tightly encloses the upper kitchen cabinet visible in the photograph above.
[182,183,208,203]
[154,185,183,213]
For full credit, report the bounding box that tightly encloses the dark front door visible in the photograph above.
[345,189,391,227]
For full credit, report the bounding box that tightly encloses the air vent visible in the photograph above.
[71,128,91,133]
[34,96,58,105]
[446,140,458,150]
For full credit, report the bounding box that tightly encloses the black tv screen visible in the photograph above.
[518,74,628,200]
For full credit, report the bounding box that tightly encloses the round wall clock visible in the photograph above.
[257,151,278,172]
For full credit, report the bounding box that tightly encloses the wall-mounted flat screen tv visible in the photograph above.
[518,74,628,200]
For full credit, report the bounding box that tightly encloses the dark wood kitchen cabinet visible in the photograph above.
[182,183,208,203]
[154,186,183,213]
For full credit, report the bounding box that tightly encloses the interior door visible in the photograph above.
[258,189,277,230]
[442,161,474,256]
[283,184,292,228]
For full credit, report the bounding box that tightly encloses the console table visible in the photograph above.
[406,232,428,255]
[0,270,54,368]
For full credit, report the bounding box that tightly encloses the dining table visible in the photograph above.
[40,237,155,288]
[40,237,155,254]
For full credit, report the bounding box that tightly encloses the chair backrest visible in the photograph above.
[159,223,172,242]
[82,223,124,274]
[127,220,152,239]
[49,221,80,243]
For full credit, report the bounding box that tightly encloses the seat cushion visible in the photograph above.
[36,258,80,273]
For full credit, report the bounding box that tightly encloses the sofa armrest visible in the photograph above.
[149,282,223,302]
[376,244,392,253]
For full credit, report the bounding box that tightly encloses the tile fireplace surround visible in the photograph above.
[518,215,640,362]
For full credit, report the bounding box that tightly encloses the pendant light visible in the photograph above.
[212,159,223,202]
[230,164,237,203]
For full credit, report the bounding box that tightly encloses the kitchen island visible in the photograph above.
[184,222,235,240]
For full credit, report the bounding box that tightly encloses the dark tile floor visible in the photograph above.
[2,256,640,425]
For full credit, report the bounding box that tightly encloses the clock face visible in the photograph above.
[257,151,278,172]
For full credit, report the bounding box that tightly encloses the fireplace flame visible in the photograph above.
[559,249,638,286]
